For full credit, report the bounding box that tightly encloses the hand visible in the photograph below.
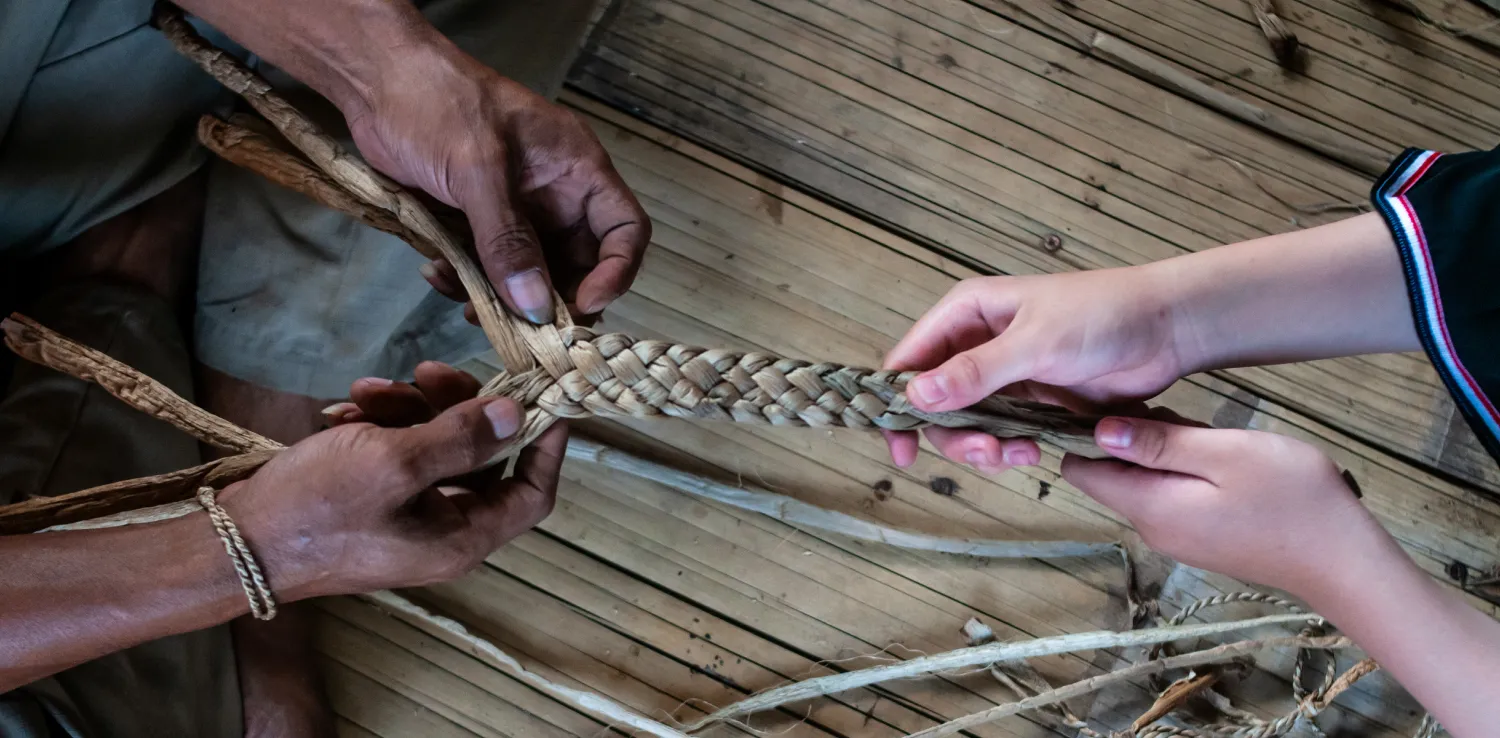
[220,372,567,601]
[1062,416,1381,597]
[883,267,1189,472]
[344,40,650,324]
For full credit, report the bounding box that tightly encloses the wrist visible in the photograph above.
[307,4,454,119]
[1280,511,1411,608]
[156,514,257,621]
[179,0,452,120]
[216,482,333,604]
[1136,259,1211,378]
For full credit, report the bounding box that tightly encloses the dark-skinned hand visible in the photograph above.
[219,366,566,601]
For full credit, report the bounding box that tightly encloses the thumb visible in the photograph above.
[1092,416,1232,478]
[906,334,1035,412]
[459,170,556,325]
[1061,454,1185,521]
[382,397,524,489]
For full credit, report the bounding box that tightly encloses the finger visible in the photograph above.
[456,168,556,325]
[1061,454,1195,521]
[419,258,465,301]
[885,284,1014,372]
[575,171,651,315]
[349,377,436,427]
[1092,417,1238,479]
[467,422,569,548]
[922,428,1041,473]
[384,397,524,489]
[463,303,480,326]
[882,430,919,468]
[412,361,483,412]
[906,332,1041,413]
[321,402,364,427]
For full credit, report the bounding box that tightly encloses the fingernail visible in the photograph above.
[1097,418,1134,449]
[582,292,617,316]
[483,400,521,439]
[506,268,555,325]
[419,262,439,281]
[357,377,393,388]
[1004,447,1039,466]
[321,402,358,419]
[910,374,949,406]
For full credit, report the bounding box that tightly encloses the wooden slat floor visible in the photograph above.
[320,2,1500,736]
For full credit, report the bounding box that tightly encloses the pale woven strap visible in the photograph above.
[196,486,277,620]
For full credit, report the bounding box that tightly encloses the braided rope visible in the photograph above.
[479,327,1102,452]
[196,486,277,621]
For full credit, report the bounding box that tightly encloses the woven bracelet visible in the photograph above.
[196,486,277,620]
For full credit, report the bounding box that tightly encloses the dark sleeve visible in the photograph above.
[1371,147,1500,462]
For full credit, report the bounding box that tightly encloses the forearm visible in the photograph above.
[1160,212,1419,372]
[0,517,247,691]
[1296,526,1500,737]
[171,0,455,117]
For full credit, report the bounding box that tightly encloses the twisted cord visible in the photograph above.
[197,486,277,621]
[1126,593,1420,738]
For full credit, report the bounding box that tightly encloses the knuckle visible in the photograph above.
[1135,426,1171,465]
[945,352,985,393]
[479,226,538,260]
[944,280,979,301]
[515,485,558,528]
[530,490,559,525]
[378,441,426,490]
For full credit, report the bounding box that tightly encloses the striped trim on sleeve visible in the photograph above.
[1372,148,1500,455]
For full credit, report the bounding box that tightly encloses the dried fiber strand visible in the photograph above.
[905,634,1351,738]
[567,437,1119,559]
[685,613,1320,731]
[1,314,276,454]
[362,590,694,738]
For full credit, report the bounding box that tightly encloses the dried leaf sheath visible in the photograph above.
[1,315,276,454]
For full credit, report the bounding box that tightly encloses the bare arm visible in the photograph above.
[0,394,562,692]
[1164,211,1420,372]
[170,0,440,118]
[882,212,1419,471]
[1298,523,1500,738]
[0,517,246,691]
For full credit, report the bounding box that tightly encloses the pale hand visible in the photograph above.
[882,267,1189,473]
[1063,416,1381,597]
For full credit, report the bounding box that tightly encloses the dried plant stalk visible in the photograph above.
[0,451,276,536]
[1246,0,1299,67]
[905,634,1351,738]
[1,315,276,454]
[1128,670,1222,732]
[197,115,440,260]
[685,612,1320,731]
[568,438,1119,559]
[362,591,693,738]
